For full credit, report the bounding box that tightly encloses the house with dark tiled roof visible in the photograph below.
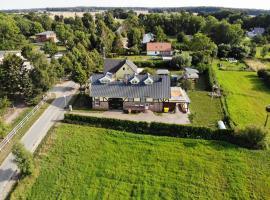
[89,58,190,113]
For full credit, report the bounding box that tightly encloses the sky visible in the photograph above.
[0,0,269,10]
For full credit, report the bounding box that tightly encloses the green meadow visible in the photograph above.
[11,124,270,200]
[213,61,270,129]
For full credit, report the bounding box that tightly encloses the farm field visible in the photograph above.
[213,61,270,129]
[11,124,270,199]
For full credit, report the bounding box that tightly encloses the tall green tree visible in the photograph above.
[154,26,167,42]
[0,54,32,99]
[42,42,58,57]
[0,15,26,50]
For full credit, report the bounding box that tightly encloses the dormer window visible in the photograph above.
[144,74,154,85]
[99,72,113,84]
[130,74,140,85]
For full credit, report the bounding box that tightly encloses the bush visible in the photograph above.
[257,69,270,88]
[12,142,35,177]
[234,126,269,149]
[133,60,173,69]
[170,52,192,69]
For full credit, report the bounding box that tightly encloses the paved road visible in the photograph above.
[0,81,78,200]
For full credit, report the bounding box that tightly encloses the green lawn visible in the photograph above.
[189,91,224,128]
[11,124,270,199]
[218,60,248,71]
[213,61,270,129]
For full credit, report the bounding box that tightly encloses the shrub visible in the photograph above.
[12,142,35,176]
[257,69,270,88]
[170,52,192,69]
[181,79,194,91]
[234,126,269,149]
[133,60,173,69]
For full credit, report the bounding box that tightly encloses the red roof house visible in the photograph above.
[146,42,172,56]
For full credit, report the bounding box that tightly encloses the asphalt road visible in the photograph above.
[0,81,78,200]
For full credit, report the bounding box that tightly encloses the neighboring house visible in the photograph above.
[146,42,172,56]
[183,68,199,80]
[142,33,155,44]
[104,58,138,80]
[247,27,265,38]
[89,59,190,113]
[36,31,57,43]
[0,51,33,70]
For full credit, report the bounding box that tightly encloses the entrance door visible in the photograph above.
[108,98,123,110]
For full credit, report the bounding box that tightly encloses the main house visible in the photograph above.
[146,42,172,56]
[89,59,190,113]
[35,31,57,43]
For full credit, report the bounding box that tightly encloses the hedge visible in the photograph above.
[62,114,266,149]
[258,69,270,88]
[205,65,216,91]
[133,60,175,69]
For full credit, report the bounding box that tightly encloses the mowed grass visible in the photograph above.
[11,124,270,199]
[189,91,224,128]
[213,61,270,129]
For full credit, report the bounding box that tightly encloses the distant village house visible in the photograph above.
[247,27,265,38]
[36,31,57,43]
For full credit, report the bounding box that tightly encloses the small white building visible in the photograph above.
[183,68,199,80]
[142,33,155,44]
[247,27,265,38]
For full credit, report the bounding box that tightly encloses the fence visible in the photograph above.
[0,98,46,151]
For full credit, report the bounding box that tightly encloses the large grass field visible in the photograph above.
[11,124,270,199]
[213,60,270,129]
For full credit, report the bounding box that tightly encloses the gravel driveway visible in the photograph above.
[71,110,190,125]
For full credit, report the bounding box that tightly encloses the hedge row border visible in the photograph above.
[63,114,257,149]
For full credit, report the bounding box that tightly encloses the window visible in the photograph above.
[128,98,134,102]
[94,99,100,106]
[146,98,153,102]
[153,99,159,102]
[134,98,140,102]
[141,98,146,103]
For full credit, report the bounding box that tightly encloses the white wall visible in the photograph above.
[147,51,160,56]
